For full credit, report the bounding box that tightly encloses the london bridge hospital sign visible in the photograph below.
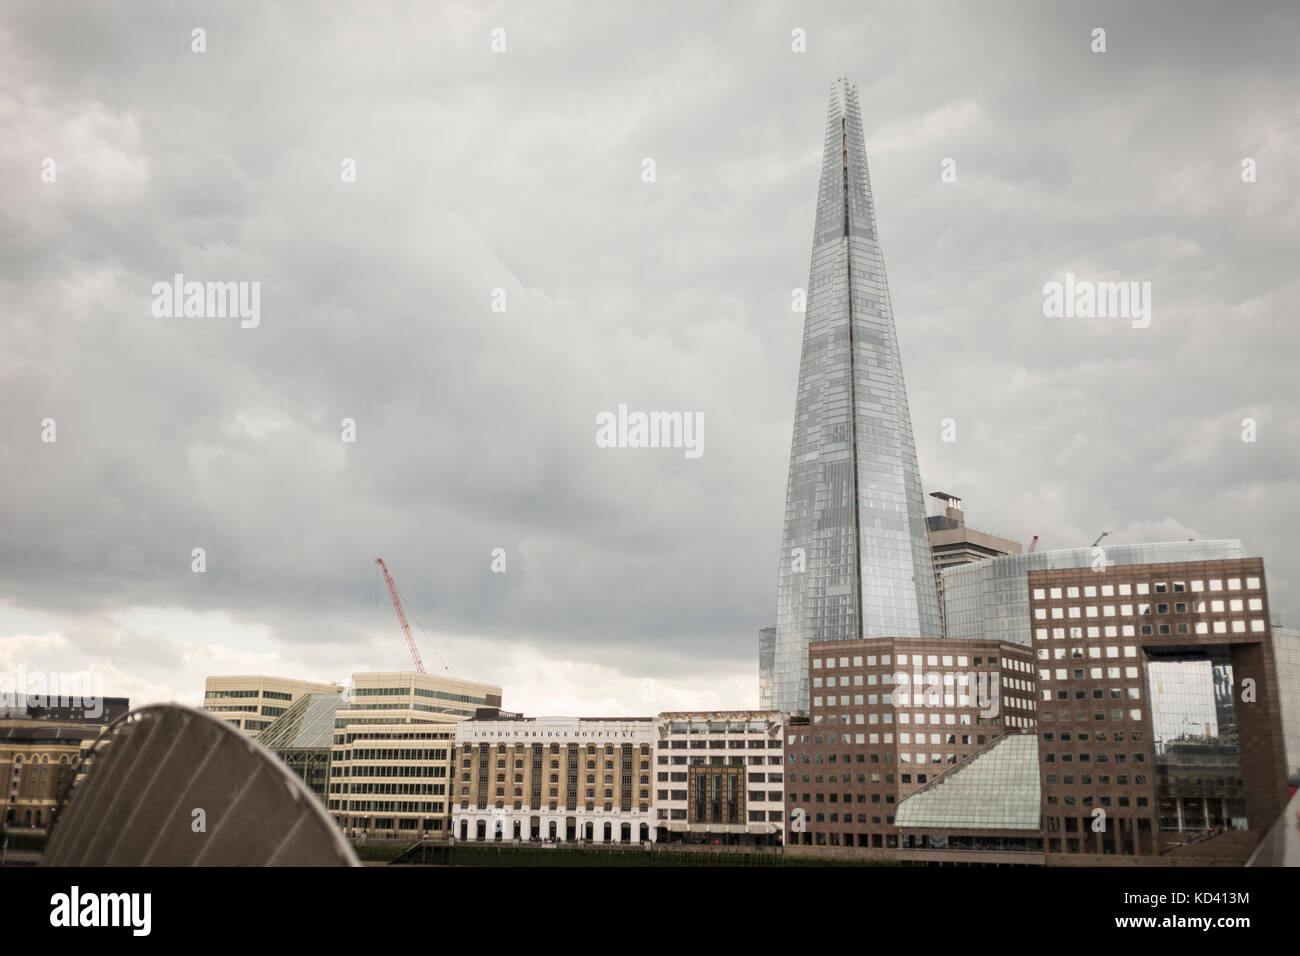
[456,720,653,746]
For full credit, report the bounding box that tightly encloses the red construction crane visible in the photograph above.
[1027,535,1039,553]
[375,557,425,674]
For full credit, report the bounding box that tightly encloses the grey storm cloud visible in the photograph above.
[1,1,1298,686]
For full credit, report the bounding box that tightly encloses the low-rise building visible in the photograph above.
[653,711,785,845]
[1,715,117,831]
[452,714,655,843]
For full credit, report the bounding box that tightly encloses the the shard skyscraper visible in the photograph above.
[771,79,941,714]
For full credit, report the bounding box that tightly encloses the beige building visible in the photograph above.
[452,714,656,843]
[202,675,341,736]
[329,672,502,840]
[2,720,100,830]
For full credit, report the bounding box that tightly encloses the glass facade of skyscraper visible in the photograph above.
[758,626,776,710]
[772,79,940,715]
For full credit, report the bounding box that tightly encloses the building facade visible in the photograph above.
[772,78,941,716]
[784,637,1035,848]
[203,675,341,736]
[329,672,501,840]
[1272,626,1300,781]
[1028,557,1289,859]
[258,691,344,801]
[1,720,104,830]
[925,493,1021,638]
[452,715,656,843]
[654,711,785,845]
[0,696,130,725]
[942,539,1246,647]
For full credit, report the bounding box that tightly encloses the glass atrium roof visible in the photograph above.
[895,733,1041,831]
[258,692,344,751]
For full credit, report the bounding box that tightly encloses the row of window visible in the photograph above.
[1036,605,1266,622]
[331,764,447,778]
[664,721,772,735]
[654,789,784,803]
[1043,751,1146,763]
[1044,771,1145,786]
[814,653,1029,671]
[1042,665,1140,682]
[345,748,448,761]
[1032,577,1261,601]
[353,687,490,705]
[1046,794,1148,808]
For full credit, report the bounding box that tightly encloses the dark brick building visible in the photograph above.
[784,637,1035,848]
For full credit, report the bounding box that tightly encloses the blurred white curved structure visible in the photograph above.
[42,703,359,867]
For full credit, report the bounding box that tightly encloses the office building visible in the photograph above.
[1028,557,1289,859]
[784,637,1035,848]
[203,674,341,736]
[926,493,1021,637]
[330,672,502,840]
[942,539,1246,647]
[654,711,785,845]
[772,78,940,715]
[258,691,345,801]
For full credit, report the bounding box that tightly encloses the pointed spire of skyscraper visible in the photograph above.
[771,80,941,714]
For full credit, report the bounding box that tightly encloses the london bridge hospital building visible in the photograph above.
[451,711,787,845]
[452,715,657,843]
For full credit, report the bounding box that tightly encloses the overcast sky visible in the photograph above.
[2,1,1297,716]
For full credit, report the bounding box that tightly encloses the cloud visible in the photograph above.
[1,1,1297,713]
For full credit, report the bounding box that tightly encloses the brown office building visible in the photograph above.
[785,637,1035,848]
[1028,556,1290,860]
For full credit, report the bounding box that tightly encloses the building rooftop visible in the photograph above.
[894,733,1041,831]
[257,692,344,751]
